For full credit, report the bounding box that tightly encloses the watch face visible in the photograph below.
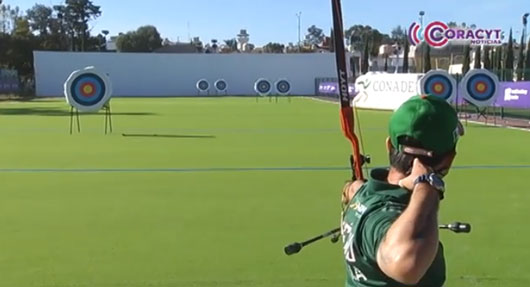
[429,174,445,191]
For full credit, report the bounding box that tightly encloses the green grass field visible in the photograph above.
[0,97,529,287]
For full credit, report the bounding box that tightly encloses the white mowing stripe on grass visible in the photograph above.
[303,97,338,105]
[466,120,530,133]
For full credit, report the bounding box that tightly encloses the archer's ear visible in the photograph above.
[385,137,392,153]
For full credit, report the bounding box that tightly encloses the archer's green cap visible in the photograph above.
[389,95,461,156]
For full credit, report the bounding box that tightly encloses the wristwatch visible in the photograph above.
[413,173,445,199]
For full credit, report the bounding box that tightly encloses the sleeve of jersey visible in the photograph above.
[359,204,404,262]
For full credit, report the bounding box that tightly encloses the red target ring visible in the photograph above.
[81,83,96,97]
[475,81,487,93]
[432,82,445,94]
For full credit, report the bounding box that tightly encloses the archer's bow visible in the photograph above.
[331,0,365,181]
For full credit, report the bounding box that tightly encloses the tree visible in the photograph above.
[116,25,163,52]
[505,28,514,81]
[423,44,431,72]
[263,42,285,53]
[402,32,409,73]
[483,46,491,70]
[462,45,471,75]
[447,21,458,28]
[0,33,37,78]
[329,28,335,52]
[26,4,52,35]
[361,39,369,74]
[517,32,525,81]
[349,56,357,77]
[345,25,389,56]
[13,17,31,38]
[495,46,503,76]
[223,38,238,52]
[63,0,101,51]
[391,25,405,42]
[525,38,530,80]
[0,3,20,33]
[304,25,324,46]
[368,29,386,57]
[474,46,482,69]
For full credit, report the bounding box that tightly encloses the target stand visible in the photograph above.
[68,102,113,135]
[275,79,292,103]
[103,101,113,134]
[460,69,499,124]
[64,66,113,135]
[69,107,81,134]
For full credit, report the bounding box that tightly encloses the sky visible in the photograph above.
[8,0,529,46]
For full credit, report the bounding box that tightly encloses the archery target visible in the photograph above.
[64,66,112,112]
[275,79,291,96]
[461,69,499,107]
[196,79,210,92]
[254,78,272,96]
[419,70,456,102]
[214,79,227,92]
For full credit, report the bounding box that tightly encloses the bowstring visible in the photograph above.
[352,99,369,176]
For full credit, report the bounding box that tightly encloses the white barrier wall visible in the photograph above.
[354,73,424,110]
[34,51,340,97]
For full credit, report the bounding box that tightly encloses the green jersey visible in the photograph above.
[341,168,446,287]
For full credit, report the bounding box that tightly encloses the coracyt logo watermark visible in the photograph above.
[408,21,503,48]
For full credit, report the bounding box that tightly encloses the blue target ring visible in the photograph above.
[257,81,271,93]
[276,80,291,95]
[466,74,496,101]
[424,75,453,100]
[255,79,272,96]
[197,79,209,91]
[215,80,227,91]
[70,73,106,106]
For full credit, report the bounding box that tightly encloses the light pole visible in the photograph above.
[419,11,425,72]
[296,12,302,52]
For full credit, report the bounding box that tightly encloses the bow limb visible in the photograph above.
[331,0,365,181]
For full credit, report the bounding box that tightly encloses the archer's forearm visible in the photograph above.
[377,183,440,284]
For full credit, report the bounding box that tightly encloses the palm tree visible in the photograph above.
[224,39,238,52]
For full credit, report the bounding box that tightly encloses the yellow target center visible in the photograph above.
[83,85,94,95]
[434,84,443,93]
[476,83,486,92]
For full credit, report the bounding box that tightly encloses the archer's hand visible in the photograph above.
[398,158,433,191]
[342,180,365,206]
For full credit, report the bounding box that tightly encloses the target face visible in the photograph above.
[254,78,272,96]
[196,79,210,92]
[64,67,112,112]
[461,69,499,107]
[275,79,291,95]
[419,70,456,102]
[214,79,227,92]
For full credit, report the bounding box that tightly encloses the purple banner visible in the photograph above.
[495,81,530,109]
[318,82,355,95]
[0,69,19,93]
